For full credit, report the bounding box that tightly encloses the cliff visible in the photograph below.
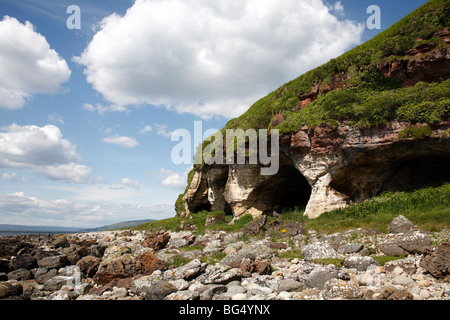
[179,0,450,220]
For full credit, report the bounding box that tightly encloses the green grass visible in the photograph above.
[303,182,450,234]
[136,182,450,238]
[223,0,450,133]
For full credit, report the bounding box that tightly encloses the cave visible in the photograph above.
[330,152,450,204]
[247,159,312,214]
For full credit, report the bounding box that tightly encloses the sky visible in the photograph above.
[0,0,429,228]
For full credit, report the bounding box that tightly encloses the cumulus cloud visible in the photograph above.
[139,125,152,134]
[0,191,173,228]
[110,177,140,190]
[75,0,363,119]
[0,16,71,109]
[160,168,190,189]
[102,135,139,148]
[0,124,91,182]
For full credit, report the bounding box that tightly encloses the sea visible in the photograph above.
[0,230,77,238]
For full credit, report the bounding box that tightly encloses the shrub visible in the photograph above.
[398,125,432,140]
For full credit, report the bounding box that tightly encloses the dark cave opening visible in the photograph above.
[249,160,312,214]
[330,153,450,203]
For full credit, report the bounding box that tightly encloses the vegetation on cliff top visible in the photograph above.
[224,0,450,132]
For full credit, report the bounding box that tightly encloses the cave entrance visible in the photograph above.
[249,159,312,215]
[330,153,450,203]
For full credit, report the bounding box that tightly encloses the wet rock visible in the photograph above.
[10,254,37,270]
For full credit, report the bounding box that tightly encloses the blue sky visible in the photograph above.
[0,0,429,228]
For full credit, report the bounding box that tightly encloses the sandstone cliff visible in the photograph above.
[180,1,450,220]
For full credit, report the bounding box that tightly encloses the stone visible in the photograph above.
[384,257,417,275]
[420,242,450,281]
[240,215,267,236]
[37,255,69,269]
[203,240,224,255]
[163,259,203,281]
[44,276,72,291]
[197,265,243,285]
[343,256,379,271]
[141,232,170,251]
[94,254,136,285]
[131,272,163,296]
[53,234,70,248]
[199,284,227,300]
[76,256,101,278]
[10,254,37,270]
[7,268,32,280]
[49,290,70,300]
[379,241,408,257]
[305,269,338,290]
[392,274,415,286]
[165,290,200,300]
[376,287,413,300]
[0,280,23,298]
[397,232,432,254]
[277,279,303,292]
[134,251,166,276]
[144,280,177,300]
[301,242,338,261]
[389,215,414,234]
[337,243,363,254]
[239,257,271,275]
[221,241,274,267]
[322,279,363,300]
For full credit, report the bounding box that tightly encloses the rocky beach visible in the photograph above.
[0,215,449,301]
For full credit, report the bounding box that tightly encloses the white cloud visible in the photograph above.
[0,16,71,109]
[48,113,65,125]
[0,124,91,182]
[110,177,140,190]
[82,103,130,115]
[102,135,139,148]
[330,1,345,16]
[0,191,173,228]
[75,0,363,119]
[155,124,173,138]
[139,125,152,134]
[160,168,190,189]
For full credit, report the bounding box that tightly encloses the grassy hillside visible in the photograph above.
[224,0,450,132]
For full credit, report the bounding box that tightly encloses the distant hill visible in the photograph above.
[84,219,157,232]
[0,224,81,233]
[0,219,157,235]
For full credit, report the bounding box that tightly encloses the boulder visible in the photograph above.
[37,255,69,269]
[10,254,37,270]
[197,265,243,285]
[305,269,338,290]
[379,241,408,257]
[0,280,23,298]
[322,279,363,300]
[240,215,267,236]
[76,256,101,278]
[337,243,364,254]
[141,232,170,251]
[221,241,274,267]
[134,251,166,276]
[389,215,414,234]
[301,242,338,261]
[163,259,203,281]
[144,280,177,300]
[397,231,432,254]
[53,234,70,248]
[343,256,379,271]
[420,242,450,281]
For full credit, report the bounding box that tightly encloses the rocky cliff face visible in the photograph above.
[183,122,450,219]
[182,26,450,220]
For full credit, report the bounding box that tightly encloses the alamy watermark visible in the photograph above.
[367,5,381,30]
[171,121,280,176]
[66,5,81,30]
